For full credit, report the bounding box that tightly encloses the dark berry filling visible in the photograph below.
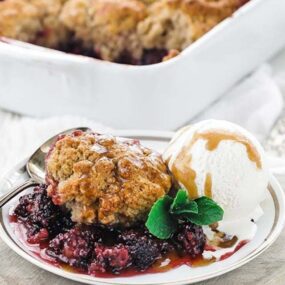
[57,38,168,65]
[89,243,131,274]
[174,223,206,258]
[119,228,172,271]
[14,185,74,243]
[13,186,206,275]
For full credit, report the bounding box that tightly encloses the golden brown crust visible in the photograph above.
[31,0,69,47]
[46,132,171,225]
[60,0,147,61]
[0,0,41,43]
[179,0,249,40]
[138,0,247,50]
[138,0,194,50]
[0,0,68,47]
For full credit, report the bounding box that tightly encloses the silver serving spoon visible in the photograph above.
[0,127,91,207]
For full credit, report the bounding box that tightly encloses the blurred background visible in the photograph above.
[0,0,285,175]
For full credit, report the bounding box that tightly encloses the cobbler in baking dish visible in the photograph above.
[0,0,249,64]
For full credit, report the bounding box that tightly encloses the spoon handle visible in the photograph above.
[0,179,39,208]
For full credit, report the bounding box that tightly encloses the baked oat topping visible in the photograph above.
[46,131,171,225]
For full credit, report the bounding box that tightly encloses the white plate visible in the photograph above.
[0,131,285,285]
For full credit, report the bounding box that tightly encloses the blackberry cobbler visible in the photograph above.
[0,0,249,65]
[10,120,270,277]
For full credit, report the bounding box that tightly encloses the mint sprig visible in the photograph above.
[145,189,224,239]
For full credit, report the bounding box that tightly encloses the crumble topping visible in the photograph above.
[0,0,68,48]
[60,0,147,61]
[45,131,171,225]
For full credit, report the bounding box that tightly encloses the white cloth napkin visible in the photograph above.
[194,65,284,142]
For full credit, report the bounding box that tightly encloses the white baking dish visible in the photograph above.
[0,0,284,130]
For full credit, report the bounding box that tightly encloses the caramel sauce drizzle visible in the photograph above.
[218,235,238,249]
[204,173,212,198]
[191,256,216,267]
[208,230,238,249]
[192,131,262,169]
[172,153,199,199]
[170,129,261,199]
[209,223,238,248]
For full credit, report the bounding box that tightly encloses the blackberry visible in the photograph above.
[46,226,96,269]
[89,243,131,274]
[174,223,206,258]
[14,185,74,243]
[119,227,171,271]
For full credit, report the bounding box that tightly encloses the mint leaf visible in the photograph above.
[175,201,198,215]
[170,189,198,215]
[170,189,187,211]
[185,196,224,225]
[145,196,177,239]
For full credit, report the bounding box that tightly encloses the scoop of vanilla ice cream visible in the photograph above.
[163,120,269,221]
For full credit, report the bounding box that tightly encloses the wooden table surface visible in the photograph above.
[0,175,284,285]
